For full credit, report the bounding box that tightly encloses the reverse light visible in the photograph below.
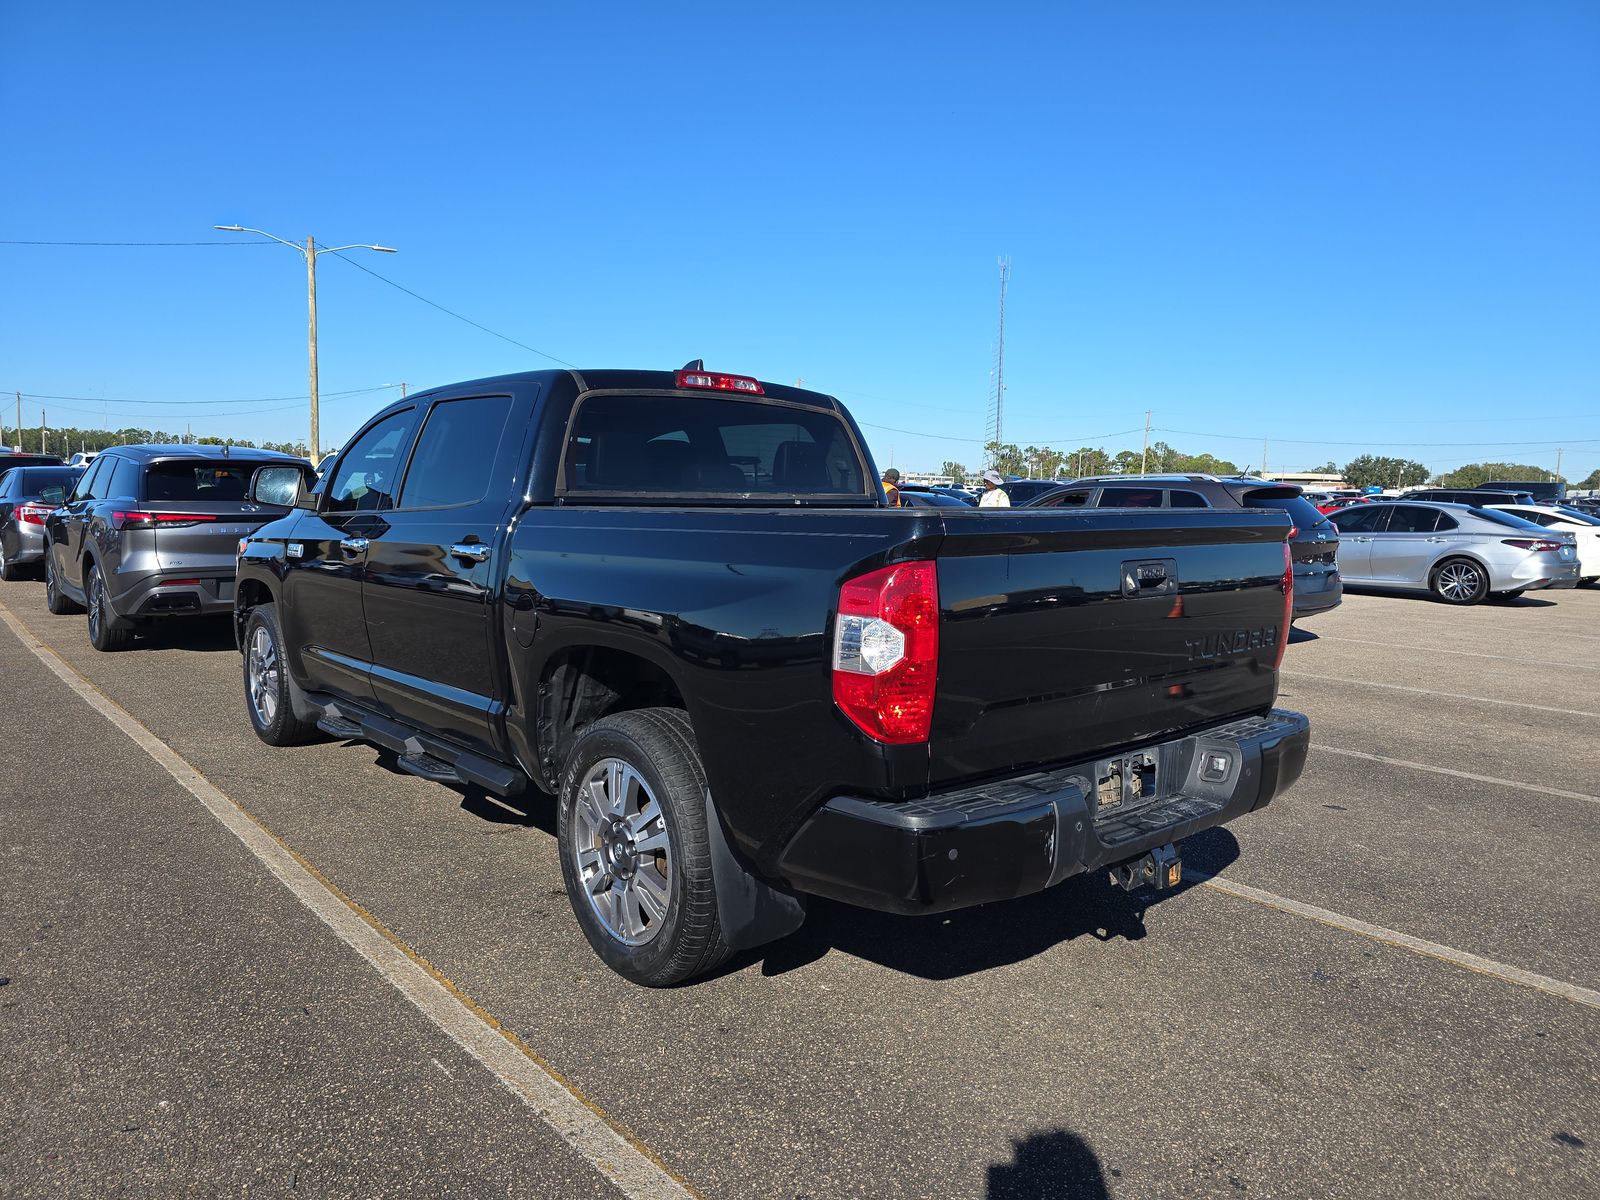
[675,369,765,395]
[832,560,939,744]
[1501,538,1563,553]
[1272,542,1293,671]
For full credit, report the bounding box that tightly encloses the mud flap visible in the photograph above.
[705,790,807,952]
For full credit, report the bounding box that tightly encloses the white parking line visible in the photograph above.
[1313,745,1600,805]
[1196,874,1600,1011]
[0,604,697,1200]
[1283,670,1598,718]
[1312,635,1600,672]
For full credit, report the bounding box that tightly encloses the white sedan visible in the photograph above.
[1489,504,1600,585]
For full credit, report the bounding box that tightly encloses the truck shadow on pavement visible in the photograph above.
[122,614,238,654]
[987,1128,1112,1200]
[754,828,1241,981]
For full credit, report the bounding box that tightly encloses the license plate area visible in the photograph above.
[1094,750,1160,814]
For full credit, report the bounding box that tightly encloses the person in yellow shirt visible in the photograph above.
[978,469,1011,508]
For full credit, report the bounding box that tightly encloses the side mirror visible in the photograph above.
[249,464,317,509]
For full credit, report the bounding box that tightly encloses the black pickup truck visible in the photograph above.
[234,366,1309,985]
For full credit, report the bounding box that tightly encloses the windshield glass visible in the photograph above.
[564,394,868,498]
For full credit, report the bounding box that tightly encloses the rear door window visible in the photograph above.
[1383,505,1441,533]
[71,456,109,501]
[398,395,514,509]
[1329,505,1385,533]
[109,457,142,498]
[1096,486,1163,508]
[1033,488,1091,508]
[564,395,867,497]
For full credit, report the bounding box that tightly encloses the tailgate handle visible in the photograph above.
[1122,557,1177,597]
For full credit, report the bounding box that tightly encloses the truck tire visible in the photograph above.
[1430,557,1487,606]
[558,707,732,986]
[242,603,321,746]
[44,545,82,614]
[85,562,134,651]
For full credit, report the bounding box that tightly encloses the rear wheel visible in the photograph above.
[242,604,320,746]
[86,563,134,651]
[45,545,83,614]
[558,708,731,987]
[0,534,20,582]
[1430,557,1488,606]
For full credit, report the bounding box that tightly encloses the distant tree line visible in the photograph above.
[2,424,308,460]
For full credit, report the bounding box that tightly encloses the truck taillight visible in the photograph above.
[1273,543,1293,670]
[832,560,939,744]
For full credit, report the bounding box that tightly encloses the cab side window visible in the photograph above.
[326,410,417,513]
[398,395,514,509]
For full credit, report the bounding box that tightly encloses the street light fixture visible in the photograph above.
[213,225,397,460]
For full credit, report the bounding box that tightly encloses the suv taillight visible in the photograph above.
[111,512,219,530]
[832,560,939,744]
[1272,543,1293,670]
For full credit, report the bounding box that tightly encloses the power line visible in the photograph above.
[0,385,399,408]
[0,239,273,246]
[1153,426,1600,448]
[329,252,577,368]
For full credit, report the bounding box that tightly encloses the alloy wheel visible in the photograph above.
[88,574,103,640]
[570,757,675,947]
[1437,562,1483,602]
[246,625,280,727]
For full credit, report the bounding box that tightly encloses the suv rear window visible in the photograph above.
[1242,492,1329,530]
[144,461,252,502]
[564,395,868,497]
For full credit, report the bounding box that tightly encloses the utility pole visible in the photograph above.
[14,391,20,452]
[1555,448,1564,482]
[986,258,1009,455]
[1141,410,1153,474]
[40,409,46,454]
[400,382,408,399]
[1261,439,1268,478]
[306,235,320,462]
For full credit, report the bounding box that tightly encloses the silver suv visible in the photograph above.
[43,445,310,650]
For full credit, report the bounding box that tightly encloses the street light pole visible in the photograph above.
[306,235,319,462]
[214,226,396,461]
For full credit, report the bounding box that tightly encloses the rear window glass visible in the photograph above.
[1244,493,1328,530]
[15,467,80,497]
[144,461,252,502]
[564,395,867,496]
[1475,508,1545,532]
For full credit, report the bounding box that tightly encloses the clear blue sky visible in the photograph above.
[4,2,1597,481]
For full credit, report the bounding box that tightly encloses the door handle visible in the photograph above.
[1426,536,1446,543]
[450,542,490,563]
[1349,536,1370,542]
[339,536,369,554]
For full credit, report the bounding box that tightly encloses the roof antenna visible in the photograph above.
[681,358,704,372]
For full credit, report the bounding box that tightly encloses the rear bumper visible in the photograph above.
[109,571,236,619]
[1292,569,1342,619]
[776,710,1310,915]
[6,523,47,562]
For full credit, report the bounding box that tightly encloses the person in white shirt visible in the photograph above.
[978,468,1011,508]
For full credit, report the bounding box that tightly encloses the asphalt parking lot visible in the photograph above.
[1,579,1595,1199]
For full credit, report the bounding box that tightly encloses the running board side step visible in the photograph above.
[314,700,526,796]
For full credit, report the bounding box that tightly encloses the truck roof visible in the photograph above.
[406,368,847,413]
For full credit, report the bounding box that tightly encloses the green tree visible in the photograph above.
[984,441,1026,476]
[1577,468,1600,490]
[939,461,968,486]
[1342,454,1430,490]
[1434,461,1555,488]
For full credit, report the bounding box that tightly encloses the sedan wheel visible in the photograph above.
[1432,558,1487,606]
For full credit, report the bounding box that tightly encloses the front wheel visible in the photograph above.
[558,708,731,987]
[242,604,320,746]
[1431,558,1488,606]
